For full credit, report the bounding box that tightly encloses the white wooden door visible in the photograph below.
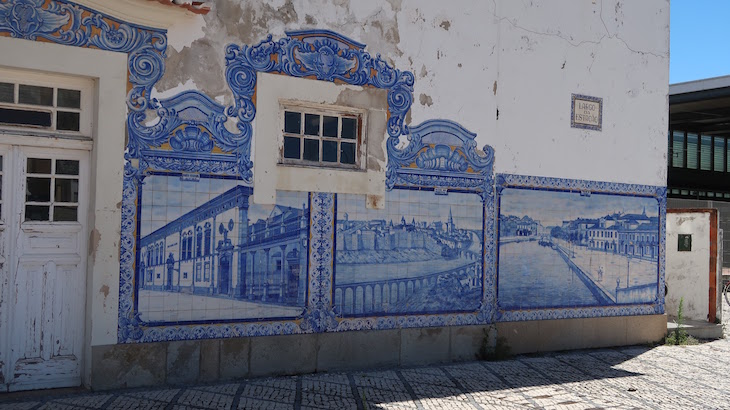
[0,145,88,392]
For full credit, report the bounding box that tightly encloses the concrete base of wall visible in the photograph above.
[90,315,666,390]
[667,317,724,339]
[89,325,491,390]
[497,314,667,355]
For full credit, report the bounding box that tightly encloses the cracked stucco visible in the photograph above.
[155,0,669,187]
[156,0,404,105]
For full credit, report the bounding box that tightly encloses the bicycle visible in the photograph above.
[723,276,730,307]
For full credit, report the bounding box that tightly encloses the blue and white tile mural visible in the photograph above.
[5,1,667,344]
[136,173,309,323]
[335,190,484,316]
[496,175,665,315]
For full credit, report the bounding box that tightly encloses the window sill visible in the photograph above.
[277,161,366,173]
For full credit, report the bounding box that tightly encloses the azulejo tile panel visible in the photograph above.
[4,1,665,342]
[335,190,484,316]
[136,173,309,324]
[495,174,666,322]
[332,120,498,331]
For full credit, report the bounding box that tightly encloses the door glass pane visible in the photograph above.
[26,177,51,202]
[687,133,698,169]
[57,89,81,109]
[57,111,80,131]
[25,205,49,221]
[0,83,13,103]
[700,135,711,170]
[56,160,79,175]
[53,206,77,222]
[672,131,685,168]
[27,158,51,174]
[714,137,725,172]
[55,179,79,202]
[18,84,53,106]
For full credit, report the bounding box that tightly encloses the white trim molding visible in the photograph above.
[71,0,199,29]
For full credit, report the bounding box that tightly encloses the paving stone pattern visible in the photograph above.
[1,303,729,410]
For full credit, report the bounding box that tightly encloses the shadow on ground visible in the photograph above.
[0,345,661,409]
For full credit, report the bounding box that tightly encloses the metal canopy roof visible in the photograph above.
[670,76,730,136]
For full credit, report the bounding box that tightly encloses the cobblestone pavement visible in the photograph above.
[1,302,728,409]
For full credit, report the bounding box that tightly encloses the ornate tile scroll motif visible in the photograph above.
[220,30,417,333]
[495,174,666,323]
[224,29,415,141]
[124,90,259,342]
[300,193,339,333]
[333,119,497,332]
[386,120,494,197]
[129,89,253,181]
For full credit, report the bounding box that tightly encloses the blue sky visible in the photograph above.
[671,1,730,83]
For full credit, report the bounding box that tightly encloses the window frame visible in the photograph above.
[23,156,81,223]
[278,100,367,171]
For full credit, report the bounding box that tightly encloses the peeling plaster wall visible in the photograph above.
[155,0,668,187]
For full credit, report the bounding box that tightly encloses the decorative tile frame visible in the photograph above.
[331,119,498,331]
[224,29,415,142]
[118,28,418,342]
[495,174,666,322]
[570,93,603,131]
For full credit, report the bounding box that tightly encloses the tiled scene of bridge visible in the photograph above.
[335,190,484,316]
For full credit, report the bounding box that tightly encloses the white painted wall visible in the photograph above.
[665,212,715,322]
[156,0,670,186]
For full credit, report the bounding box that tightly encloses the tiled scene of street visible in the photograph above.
[1,301,728,410]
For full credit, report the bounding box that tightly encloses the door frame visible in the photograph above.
[0,36,128,388]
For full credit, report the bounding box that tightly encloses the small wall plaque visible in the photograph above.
[571,94,602,131]
[678,234,692,252]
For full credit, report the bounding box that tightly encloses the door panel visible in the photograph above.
[0,146,10,391]
[0,145,88,392]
